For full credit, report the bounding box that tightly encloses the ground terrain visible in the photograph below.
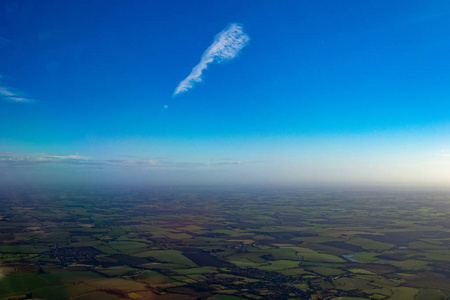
[0,186,449,299]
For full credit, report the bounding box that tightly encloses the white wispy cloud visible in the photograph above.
[0,40,34,103]
[0,152,92,166]
[0,151,262,170]
[0,87,15,97]
[106,159,159,165]
[435,151,450,158]
[173,23,250,96]
[0,86,34,103]
[0,151,91,160]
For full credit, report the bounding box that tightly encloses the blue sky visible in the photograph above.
[1,0,450,186]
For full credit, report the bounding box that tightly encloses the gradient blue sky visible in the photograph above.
[1,0,450,186]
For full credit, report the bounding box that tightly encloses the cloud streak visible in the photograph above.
[0,86,34,103]
[173,23,249,96]
[0,151,261,169]
[0,152,92,166]
[435,151,450,158]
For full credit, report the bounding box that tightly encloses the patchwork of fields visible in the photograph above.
[0,187,449,299]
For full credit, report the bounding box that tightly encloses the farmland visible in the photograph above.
[0,186,449,299]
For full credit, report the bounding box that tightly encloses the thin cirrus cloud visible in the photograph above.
[106,159,159,165]
[0,151,259,169]
[0,151,92,166]
[0,39,35,103]
[173,23,250,96]
[0,86,34,103]
[435,151,450,158]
